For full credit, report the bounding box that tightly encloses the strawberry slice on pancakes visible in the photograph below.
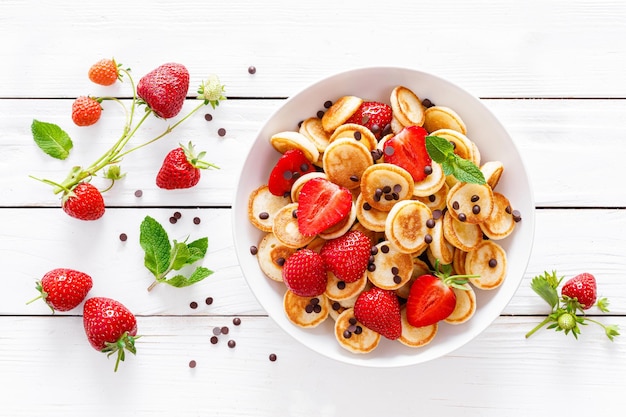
[383,125,433,182]
[297,177,352,236]
[267,149,316,196]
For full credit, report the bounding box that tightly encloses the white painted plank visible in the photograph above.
[3,208,626,316]
[1,315,623,416]
[2,0,626,98]
[2,98,626,208]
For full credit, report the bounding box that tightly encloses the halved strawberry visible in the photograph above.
[267,149,316,196]
[346,101,393,139]
[354,286,401,340]
[297,177,352,236]
[320,230,371,283]
[383,125,432,182]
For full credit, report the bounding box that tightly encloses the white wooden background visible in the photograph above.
[1,1,625,416]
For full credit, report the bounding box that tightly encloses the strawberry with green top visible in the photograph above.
[88,58,122,86]
[27,268,93,312]
[62,182,105,220]
[156,142,219,189]
[83,297,139,372]
[354,286,401,340]
[137,62,190,119]
[526,270,619,340]
[71,96,102,126]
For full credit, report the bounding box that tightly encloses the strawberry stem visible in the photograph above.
[525,317,552,338]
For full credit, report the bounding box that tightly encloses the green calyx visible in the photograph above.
[197,74,227,109]
[181,141,220,170]
[431,259,479,290]
[102,331,140,372]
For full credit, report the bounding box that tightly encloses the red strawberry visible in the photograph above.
[296,177,352,236]
[83,297,139,372]
[267,149,316,196]
[406,270,469,327]
[282,249,327,297]
[320,230,371,283]
[383,125,433,182]
[27,268,93,312]
[88,58,121,86]
[62,182,105,221]
[71,96,102,126]
[561,272,597,309]
[156,142,218,189]
[345,101,393,139]
[137,63,189,119]
[353,286,401,340]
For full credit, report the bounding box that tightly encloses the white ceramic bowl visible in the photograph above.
[233,67,535,367]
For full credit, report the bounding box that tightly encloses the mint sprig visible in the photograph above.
[31,119,74,160]
[139,215,213,291]
[425,135,486,184]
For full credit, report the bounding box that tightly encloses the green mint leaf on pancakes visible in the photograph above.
[31,119,74,160]
[425,135,486,185]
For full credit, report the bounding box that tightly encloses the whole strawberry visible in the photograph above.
[156,142,218,189]
[62,182,105,220]
[320,230,371,283]
[354,286,401,340]
[27,268,93,312]
[88,58,121,86]
[282,249,327,297]
[345,101,393,139]
[137,62,189,119]
[561,272,597,309]
[83,297,139,372]
[71,96,102,126]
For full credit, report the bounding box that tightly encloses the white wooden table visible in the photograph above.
[2,1,625,415]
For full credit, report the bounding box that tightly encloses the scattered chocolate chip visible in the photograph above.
[227,340,236,348]
[275,257,285,266]
[393,275,402,284]
[371,124,380,133]
[332,302,341,311]
[323,100,333,109]
[269,353,277,362]
[189,360,197,368]
[458,213,467,222]
[190,301,198,309]
[343,330,352,339]
[249,245,258,255]
[368,263,377,272]
[337,281,346,290]
[424,165,433,176]
[382,185,391,194]
[426,219,435,228]
[489,259,498,268]
[119,233,128,242]
[349,317,357,325]
[259,212,269,220]
[353,131,362,141]
[310,298,319,305]
[173,212,182,219]
[512,210,522,222]
[371,149,383,160]
[471,195,480,202]
[221,326,229,335]
[213,327,221,336]
[391,266,399,275]
[316,110,325,119]
[206,297,214,305]
[432,209,443,220]
[193,217,201,225]
[428,194,436,202]
[313,304,322,313]
[134,190,143,198]
[381,245,390,253]
[349,175,359,182]
[347,324,357,333]
[452,201,460,210]
[248,66,256,74]
[472,205,481,214]
[425,234,433,244]
[233,317,241,326]
[505,205,512,214]
[305,304,314,313]
[422,98,434,108]
[370,246,379,255]
[218,128,226,137]
[204,114,213,121]
[393,184,402,193]
[384,194,394,201]
[382,124,392,136]
[169,216,177,224]
[292,209,298,218]
[363,202,372,211]
[210,336,219,344]
[354,326,363,335]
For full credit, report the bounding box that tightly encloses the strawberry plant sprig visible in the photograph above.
[525,270,620,341]
[30,61,226,220]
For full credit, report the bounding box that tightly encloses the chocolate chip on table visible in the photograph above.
[119,233,128,242]
[190,301,198,309]
[227,340,236,348]
[134,189,143,197]
[248,65,256,74]
[213,327,222,336]
[169,216,177,224]
[233,317,241,326]
[204,113,213,121]
[189,360,197,368]
[210,336,219,344]
[269,353,277,362]
[174,211,182,219]
[249,245,259,256]
[218,128,226,136]
[193,217,201,225]
[206,296,214,305]
[221,326,229,335]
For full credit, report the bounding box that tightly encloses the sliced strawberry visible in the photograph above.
[354,286,401,340]
[383,125,432,182]
[297,177,352,236]
[267,149,316,196]
[346,101,393,139]
[320,230,371,283]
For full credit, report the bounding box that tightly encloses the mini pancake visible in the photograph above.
[446,182,494,225]
[390,115,406,134]
[479,192,516,240]
[390,86,425,127]
[325,270,368,301]
[360,163,414,211]
[444,283,476,325]
[423,105,467,135]
[269,130,320,162]
[367,240,414,290]
[322,96,363,132]
[334,307,380,354]
[256,232,297,282]
[355,193,388,232]
[272,202,315,248]
[452,247,468,275]
[412,161,446,197]
[322,138,373,189]
[398,307,438,348]
[443,209,483,252]
[429,128,474,161]
[425,213,455,265]
[385,200,432,254]
[480,160,504,190]
[329,123,378,151]
[283,290,330,328]
[415,181,449,212]
[299,117,331,153]
[396,257,431,299]
[465,240,507,290]
[290,172,327,202]
[319,201,357,240]
[248,184,292,232]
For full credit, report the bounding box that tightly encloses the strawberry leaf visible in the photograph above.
[31,119,73,160]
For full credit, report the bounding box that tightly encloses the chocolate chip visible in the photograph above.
[472,205,481,214]
[382,185,391,194]
[471,195,480,202]
[169,216,177,224]
[505,205,512,214]
[458,213,467,222]
[305,304,314,313]
[218,128,226,136]
[432,209,443,220]
[313,304,322,313]
[248,66,256,74]
[391,266,399,275]
[213,327,221,336]
[381,245,390,253]
[428,194,436,202]
[349,317,357,325]
[323,100,333,109]
[134,189,143,197]
[210,336,219,344]
[206,297,214,305]
[316,110,325,119]
[363,202,372,211]
[204,114,213,121]
[424,165,433,176]
[189,360,197,368]
[353,131,362,141]
[371,149,383,161]
[426,219,435,228]
[349,175,359,182]
[371,124,380,133]
[275,257,285,266]
[489,259,498,268]
[343,330,352,339]
[393,184,402,193]
[221,326,229,335]
[452,201,460,210]
[382,124,392,136]
[393,275,402,284]
[354,326,363,335]
[174,211,182,219]
[259,212,269,220]
[310,298,319,305]
[337,281,346,290]
[227,340,236,348]
[422,98,434,108]
[332,302,341,311]
[512,210,522,222]
[384,194,394,201]
[425,234,433,244]
[370,246,379,255]
[368,263,377,272]
[233,317,241,326]
[193,217,201,224]
[347,324,357,333]
[119,233,128,242]
[269,353,277,362]
[292,210,297,218]
[249,245,258,255]
[190,301,198,309]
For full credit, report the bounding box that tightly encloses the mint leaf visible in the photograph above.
[164,267,213,288]
[451,156,486,184]
[170,241,191,271]
[425,135,454,163]
[31,119,73,160]
[425,135,485,184]
[140,216,171,278]
[186,237,208,264]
